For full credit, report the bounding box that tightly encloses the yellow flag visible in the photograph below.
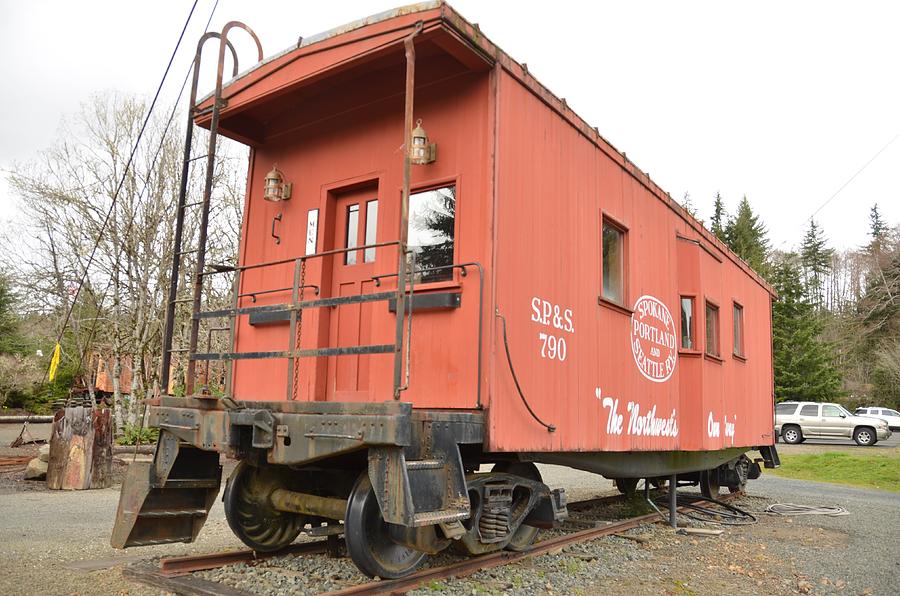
[48,343,61,382]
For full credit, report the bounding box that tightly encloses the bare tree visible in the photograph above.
[2,92,246,430]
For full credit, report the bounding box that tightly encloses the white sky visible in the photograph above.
[1,0,898,251]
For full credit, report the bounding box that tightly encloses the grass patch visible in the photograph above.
[769,447,900,492]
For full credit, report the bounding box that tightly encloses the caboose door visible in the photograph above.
[326,187,379,401]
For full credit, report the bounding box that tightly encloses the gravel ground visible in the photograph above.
[1,439,897,596]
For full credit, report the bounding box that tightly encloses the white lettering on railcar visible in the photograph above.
[630,295,678,382]
[530,297,574,362]
[707,412,737,444]
[596,387,678,438]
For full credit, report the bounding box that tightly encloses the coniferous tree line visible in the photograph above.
[691,194,900,409]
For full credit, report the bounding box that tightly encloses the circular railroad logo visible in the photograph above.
[630,295,677,383]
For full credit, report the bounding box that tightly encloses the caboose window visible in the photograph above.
[601,220,625,304]
[345,203,360,265]
[705,301,720,358]
[364,200,378,263]
[732,302,744,358]
[680,297,694,349]
[408,185,456,283]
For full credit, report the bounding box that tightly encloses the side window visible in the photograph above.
[408,186,455,283]
[800,404,819,416]
[887,410,900,417]
[705,301,720,357]
[776,403,797,415]
[680,297,695,349]
[601,219,626,305]
[732,302,744,357]
[822,405,843,418]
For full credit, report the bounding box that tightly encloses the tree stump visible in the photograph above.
[47,407,113,490]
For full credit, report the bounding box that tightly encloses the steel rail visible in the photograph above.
[323,492,741,596]
[123,492,739,595]
[157,539,334,577]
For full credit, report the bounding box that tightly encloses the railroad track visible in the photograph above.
[123,491,739,596]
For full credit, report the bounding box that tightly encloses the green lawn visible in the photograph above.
[768,448,900,492]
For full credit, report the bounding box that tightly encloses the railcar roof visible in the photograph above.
[201,1,776,296]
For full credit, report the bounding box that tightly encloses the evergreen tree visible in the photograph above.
[724,196,769,276]
[411,187,455,282]
[680,192,702,222]
[799,219,833,309]
[771,255,842,402]
[710,192,727,242]
[0,275,25,354]
[868,203,886,255]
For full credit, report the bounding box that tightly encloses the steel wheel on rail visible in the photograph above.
[727,457,750,493]
[699,469,721,499]
[223,461,305,552]
[491,462,542,551]
[345,472,426,579]
[614,477,640,497]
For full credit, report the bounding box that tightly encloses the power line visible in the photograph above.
[44,0,201,381]
[775,130,900,250]
[806,131,900,223]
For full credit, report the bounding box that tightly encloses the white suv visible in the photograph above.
[775,401,891,446]
[854,407,900,432]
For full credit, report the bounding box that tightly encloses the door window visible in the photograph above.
[822,405,843,417]
[408,186,455,283]
[799,404,819,416]
[364,200,378,263]
[344,204,360,265]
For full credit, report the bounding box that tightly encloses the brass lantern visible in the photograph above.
[409,119,436,165]
[263,166,292,202]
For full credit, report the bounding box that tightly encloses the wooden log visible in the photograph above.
[90,409,113,489]
[46,407,113,490]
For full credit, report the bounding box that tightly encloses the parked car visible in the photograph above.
[775,401,891,446]
[854,407,900,432]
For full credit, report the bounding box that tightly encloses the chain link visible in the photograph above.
[290,258,306,401]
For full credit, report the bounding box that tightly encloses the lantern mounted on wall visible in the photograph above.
[263,165,292,202]
[409,119,436,165]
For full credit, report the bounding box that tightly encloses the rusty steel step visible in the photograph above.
[111,437,222,550]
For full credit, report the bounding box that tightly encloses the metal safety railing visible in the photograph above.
[159,19,463,404]
[184,241,416,401]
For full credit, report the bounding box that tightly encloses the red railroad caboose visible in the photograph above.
[113,2,778,578]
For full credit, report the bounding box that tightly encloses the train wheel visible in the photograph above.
[699,469,720,499]
[728,457,750,493]
[223,461,304,552]
[614,477,640,497]
[345,473,425,579]
[491,462,542,551]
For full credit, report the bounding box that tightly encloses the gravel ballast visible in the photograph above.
[1,456,897,596]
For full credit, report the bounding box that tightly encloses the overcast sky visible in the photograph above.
[2,0,898,251]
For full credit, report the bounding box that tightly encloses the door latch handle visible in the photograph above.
[272,212,283,245]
